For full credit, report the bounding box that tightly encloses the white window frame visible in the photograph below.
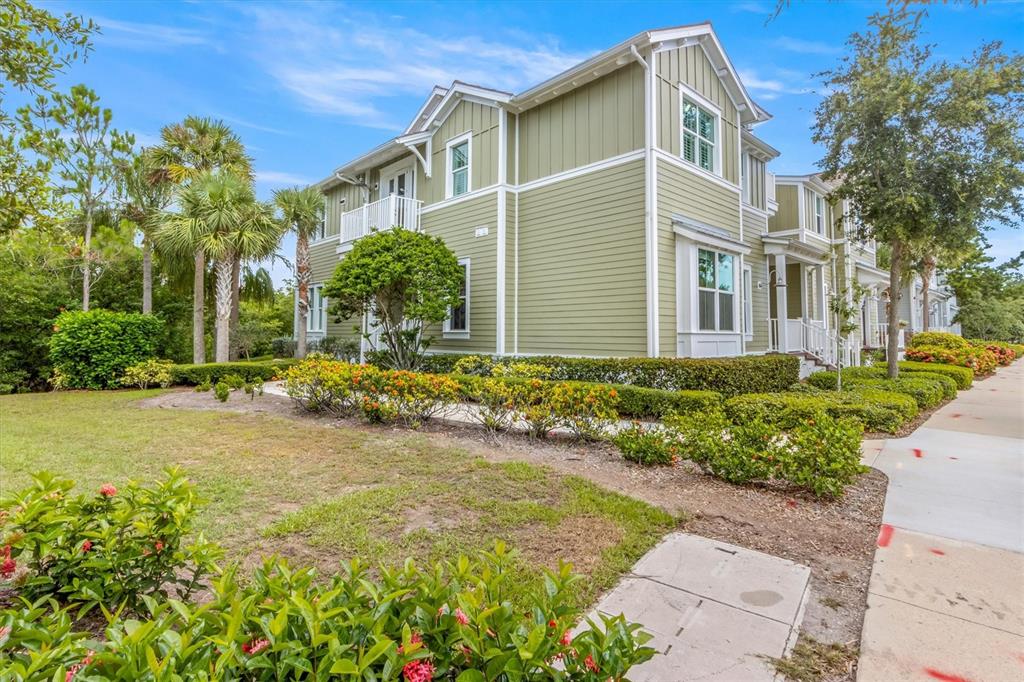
[445,132,472,200]
[742,264,754,340]
[312,205,327,242]
[679,83,722,177]
[443,258,470,338]
[697,248,738,333]
[307,284,326,333]
[813,192,825,234]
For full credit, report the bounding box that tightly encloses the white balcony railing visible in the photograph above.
[341,195,422,244]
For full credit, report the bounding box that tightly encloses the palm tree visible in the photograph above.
[118,150,173,314]
[274,186,324,358]
[151,117,252,364]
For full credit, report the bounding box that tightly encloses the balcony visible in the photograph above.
[340,195,422,247]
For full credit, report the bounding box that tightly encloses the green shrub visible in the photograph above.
[807,371,947,409]
[548,382,620,441]
[613,423,681,465]
[194,378,212,392]
[907,331,970,350]
[0,543,655,681]
[906,344,997,375]
[968,339,1017,365]
[451,354,496,376]
[0,469,220,614]
[48,310,163,389]
[723,389,917,433]
[469,378,528,433]
[169,359,299,386]
[222,373,246,390]
[403,353,800,397]
[899,361,974,389]
[119,359,174,390]
[214,381,230,402]
[783,413,867,499]
[671,411,781,484]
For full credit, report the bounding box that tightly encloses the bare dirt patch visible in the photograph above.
[513,515,624,575]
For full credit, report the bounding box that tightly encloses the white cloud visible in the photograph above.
[93,16,217,51]
[730,1,771,14]
[255,170,314,186]
[234,5,592,130]
[738,67,814,99]
[771,36,841,56]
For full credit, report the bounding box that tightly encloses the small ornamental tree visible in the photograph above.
[829,281,865,391]
[324,228,462,370]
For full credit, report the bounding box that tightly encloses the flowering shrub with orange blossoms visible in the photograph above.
[548,383,621,441]
[905,344,997,375]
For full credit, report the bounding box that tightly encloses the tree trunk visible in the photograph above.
[142,236,153,314]
[229,256,241,361]
[920,254,935,333]
[214,257,233,363]
[82,207,93,311]
[193,249,206,364]
[295,234,310,359]
[886,241,904,379]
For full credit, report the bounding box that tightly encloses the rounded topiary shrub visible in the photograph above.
[49,310,163,389]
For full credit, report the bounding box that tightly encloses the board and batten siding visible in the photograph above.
[655,45,740,186]
[746,156,766,211]
[656,159,743,356]
[742,208,770,352]
[516,64,644,184]
[419,101,499,207]
[322,180,371,239]
[768,185,799,231]
[421,193,498,352]
[516,159,646,356]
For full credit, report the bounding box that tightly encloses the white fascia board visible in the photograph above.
[422,82,512,131]
[404,86,449,134]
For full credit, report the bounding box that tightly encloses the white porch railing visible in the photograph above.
[876,323,906,350]
[341,195,422,244]
[767,318,858,368]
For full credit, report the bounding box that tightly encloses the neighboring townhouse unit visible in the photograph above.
[301,23,792,362]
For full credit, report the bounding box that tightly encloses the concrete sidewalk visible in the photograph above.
[858,362,1024,682]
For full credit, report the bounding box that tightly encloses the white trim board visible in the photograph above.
[515,149,644,193]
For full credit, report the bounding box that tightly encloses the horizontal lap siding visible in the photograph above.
[421,194,498,353]
[517,160,646,356]
[517,64,644,184]
[657,160,742,357]
[742,208,770,352]
[655,46,739,186]
[307,241,359,340]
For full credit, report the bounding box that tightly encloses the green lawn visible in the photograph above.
[0,390,677,611]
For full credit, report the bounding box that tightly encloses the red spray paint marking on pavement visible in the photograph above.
[929,548,946,556]
[913,448,924,458]
[949,456,959,460]
[877,524,894,548]
[950,413,962,419]
[923,668,972,682]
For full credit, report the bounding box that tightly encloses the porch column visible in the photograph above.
[816,264,828,330]
[800,263,809,323]
[774,253,789,352]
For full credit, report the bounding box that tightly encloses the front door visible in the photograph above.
[380,168,414,229]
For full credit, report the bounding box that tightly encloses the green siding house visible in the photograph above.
[299,23,883,366]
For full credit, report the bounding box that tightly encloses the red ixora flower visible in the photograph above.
[559,631,572,646]
[81,540,92,553]
[0,546,15,579]
[402,659,435,682]
[454,608,470,626]
[584,654,599,672]
[154,541,164,552]
[242,638,270,655]
[397,631,422,654]
[548,619,557,628]
[64,651,94,682]
[99,484,117,497]
[0,625,11,639]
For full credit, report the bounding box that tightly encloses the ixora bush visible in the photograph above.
[120,358,174,389]
[907,331,970,351]
[615,411,866,498]
[406,353,800,397]
[808,371,949,409]
[48,310,163,389]
[968,338,1018,366]
[325,227,464,371]
[0,469,220,615]
[0,544,656,682]
[723,389,917,434]
[905,344,997,375]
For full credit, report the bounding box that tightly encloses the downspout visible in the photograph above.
[631,44,659,358]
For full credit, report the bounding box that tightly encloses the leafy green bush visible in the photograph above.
[612,423,681,465]
[452,354,496,377]
[119,359,174,390]
[405,353,800,396]
[548,382,620,441]
[907,331,970,350]
[0,470,220,615]
[214,381,230,402]
[906,344,997,375]
[724,389,917,433]
[48,310,163,389]
[0,543,655,681]
[899,360,974,389]
[782,413,866,498]
[808,371,948,408]
[968,339,1017,365]
[169,359,299,386]
[469,378,528,433]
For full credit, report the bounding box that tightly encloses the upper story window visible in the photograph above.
[813,193,825,234]
[697,248,735,332]
[446,134,471,199]
[682,98,717,174]
[314,206,327,241]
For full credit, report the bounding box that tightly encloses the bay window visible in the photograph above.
[698,248,735,332]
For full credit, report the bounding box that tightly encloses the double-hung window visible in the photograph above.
[683,98,717,173]
[307,285,325,333]
[444,259,470,336]
[813,193,825,234]
[697,248,735,332]
[447,134,471,198]
[314,206,326,241]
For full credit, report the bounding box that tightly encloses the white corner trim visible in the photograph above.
[643,47,659,358]
[516,149,644,193]
[496,107,507,355]
[444,132,472,200]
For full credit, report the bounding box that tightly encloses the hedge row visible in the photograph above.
[452,374,722,418]
[399,353,800,397]
[898,360,974,389]
[170,359,299,386]
[724,388,919,433]
[807,370,952,408]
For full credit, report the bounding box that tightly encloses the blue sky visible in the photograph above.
[51,0,1024,283]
